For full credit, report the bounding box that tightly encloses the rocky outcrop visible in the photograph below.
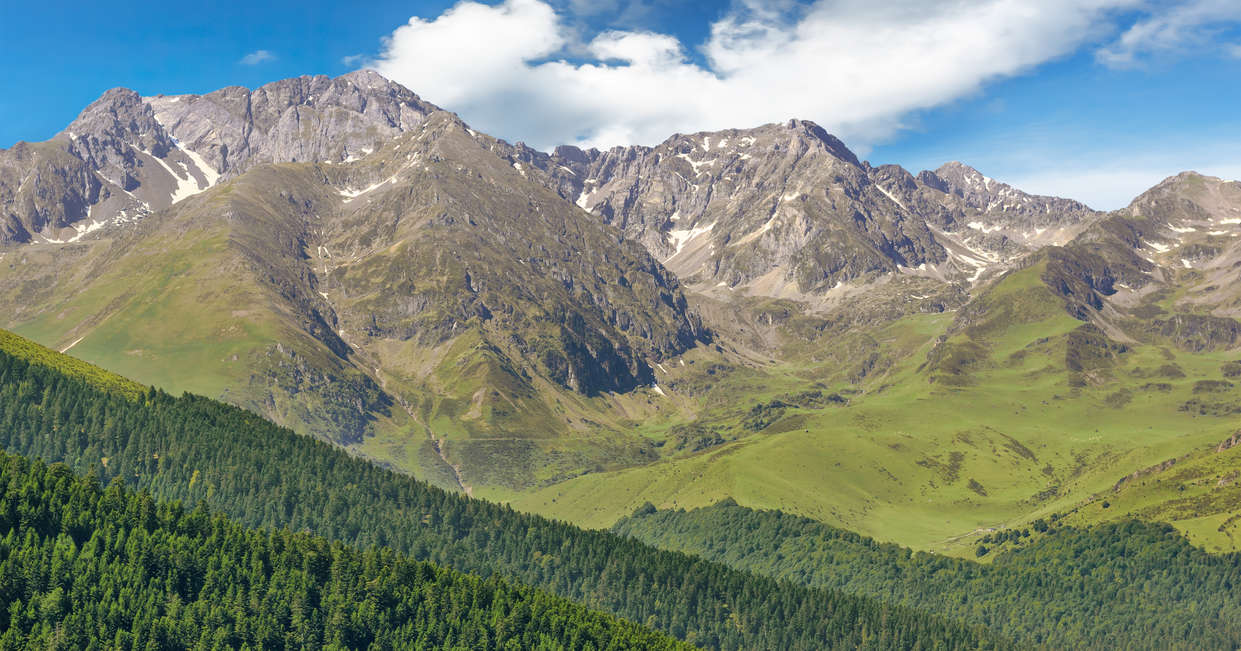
[0,142,101,242]
[924,162,1096,227]
[1153,314,1241,352]
[1113,457,1178,491]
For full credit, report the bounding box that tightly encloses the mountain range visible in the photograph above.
[4,71,1241,557]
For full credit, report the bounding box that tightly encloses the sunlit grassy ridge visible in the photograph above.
[0,328,143,399]
[514,264,1241,553]
[1062,429,1241,552]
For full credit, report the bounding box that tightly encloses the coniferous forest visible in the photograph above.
[0,452,687,649]
[0,336,996,649]
[614,499,1241,648]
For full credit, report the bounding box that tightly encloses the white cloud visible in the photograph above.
[369,0,1148,151]
[1097,0,1241,67]
[240,50,276,65]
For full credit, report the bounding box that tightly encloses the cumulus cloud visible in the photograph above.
[239,50,276,65]
[1097,0,1241,67]
[370,0,1235,151]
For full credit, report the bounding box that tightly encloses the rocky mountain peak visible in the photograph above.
[929,161,1017,207]
[927,161,1094,216]
[486,124,1109,298]
[60,88,172,157]
[58,87,174,174]
[932,160,983,182]
[146,71,440,174]
[1123,172,1241,231]
[0,71,442,245]
[502,119,945,296]
[782,118,863,168]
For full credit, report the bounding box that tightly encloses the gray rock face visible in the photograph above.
[927,161,1094,221]
[0,70,438,245]
[298,110,709,395]
[145,69,438,175]
[499,120,948,296]
[871,161,1102,285]
[498,122,1101,297]
[911,161,1098,239]
[65,88,176,172]
[0,142,100,242]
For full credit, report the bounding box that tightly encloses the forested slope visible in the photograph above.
[0,332,996,649]
[613,500,1241,649]
[0,452,687,649]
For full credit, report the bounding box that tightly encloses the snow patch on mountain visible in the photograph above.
[141,148,203,204]
[667,221,715,258]
[339,179,392,200]
[967,221,1002,233]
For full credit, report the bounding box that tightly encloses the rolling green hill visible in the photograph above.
[0,329,143,399]
[513,262,1241,553]
[1059,429,1241,551]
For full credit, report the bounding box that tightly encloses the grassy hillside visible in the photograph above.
[1060,428,1241,551]
[0,329,143,399]
[513,263,1241,553]
[613,500,1241,649]
[2,195,389,449]
[16,217,1241,557]
[0,329,999,649]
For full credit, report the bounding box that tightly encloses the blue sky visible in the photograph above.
[2,0,1239,209]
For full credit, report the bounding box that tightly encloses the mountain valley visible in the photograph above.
[4,71,1241,561]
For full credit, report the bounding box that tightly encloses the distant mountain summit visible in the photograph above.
[0,70,437,244]
[1,72,1101,298]
[487,120,1101,302]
